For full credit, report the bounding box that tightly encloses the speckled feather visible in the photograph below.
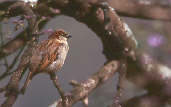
[30,39,68,75]
[29,29,69,75]
[5,29,69,96]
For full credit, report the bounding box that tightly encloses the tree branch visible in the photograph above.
[1,0,171,59]
[110,0,171,21]
[49,60,122,107]
[0,1,36,60]
[0,0,171,106]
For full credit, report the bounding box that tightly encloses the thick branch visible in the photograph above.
[1,93,18,107]
[49,60,121,107]
[1,0,171,59]
[57,0,171,105]
[110,0,171,21]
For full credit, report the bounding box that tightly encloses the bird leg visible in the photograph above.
[20,71,33,94]
[50,73,66,102]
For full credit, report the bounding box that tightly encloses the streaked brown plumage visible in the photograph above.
[5,29,71,97]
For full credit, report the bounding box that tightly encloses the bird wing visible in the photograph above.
[38,39,63,71]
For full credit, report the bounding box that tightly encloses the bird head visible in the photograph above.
[49,29,72,40]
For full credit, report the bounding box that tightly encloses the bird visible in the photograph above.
[5,29,71,99]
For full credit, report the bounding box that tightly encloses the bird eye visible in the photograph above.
[54,30,71,39]
[61,32,68,37]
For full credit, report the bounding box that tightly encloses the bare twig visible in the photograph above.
[0,46,25,81]
[8,46,25,71]
[0,1,36,60]
[0,19,26,81]
[0,72,12,81]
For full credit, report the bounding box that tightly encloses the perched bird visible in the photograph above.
[5,29,71,98]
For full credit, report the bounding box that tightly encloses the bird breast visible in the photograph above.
[47,42,69,72]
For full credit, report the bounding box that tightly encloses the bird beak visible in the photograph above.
[66,34,72,39]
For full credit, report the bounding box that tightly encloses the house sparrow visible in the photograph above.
[5,29,71,99]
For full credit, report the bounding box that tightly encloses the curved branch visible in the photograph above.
[110,0,171,21]
[1,0,171,59]
[69,0,171,21]
[50,60,122,107]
